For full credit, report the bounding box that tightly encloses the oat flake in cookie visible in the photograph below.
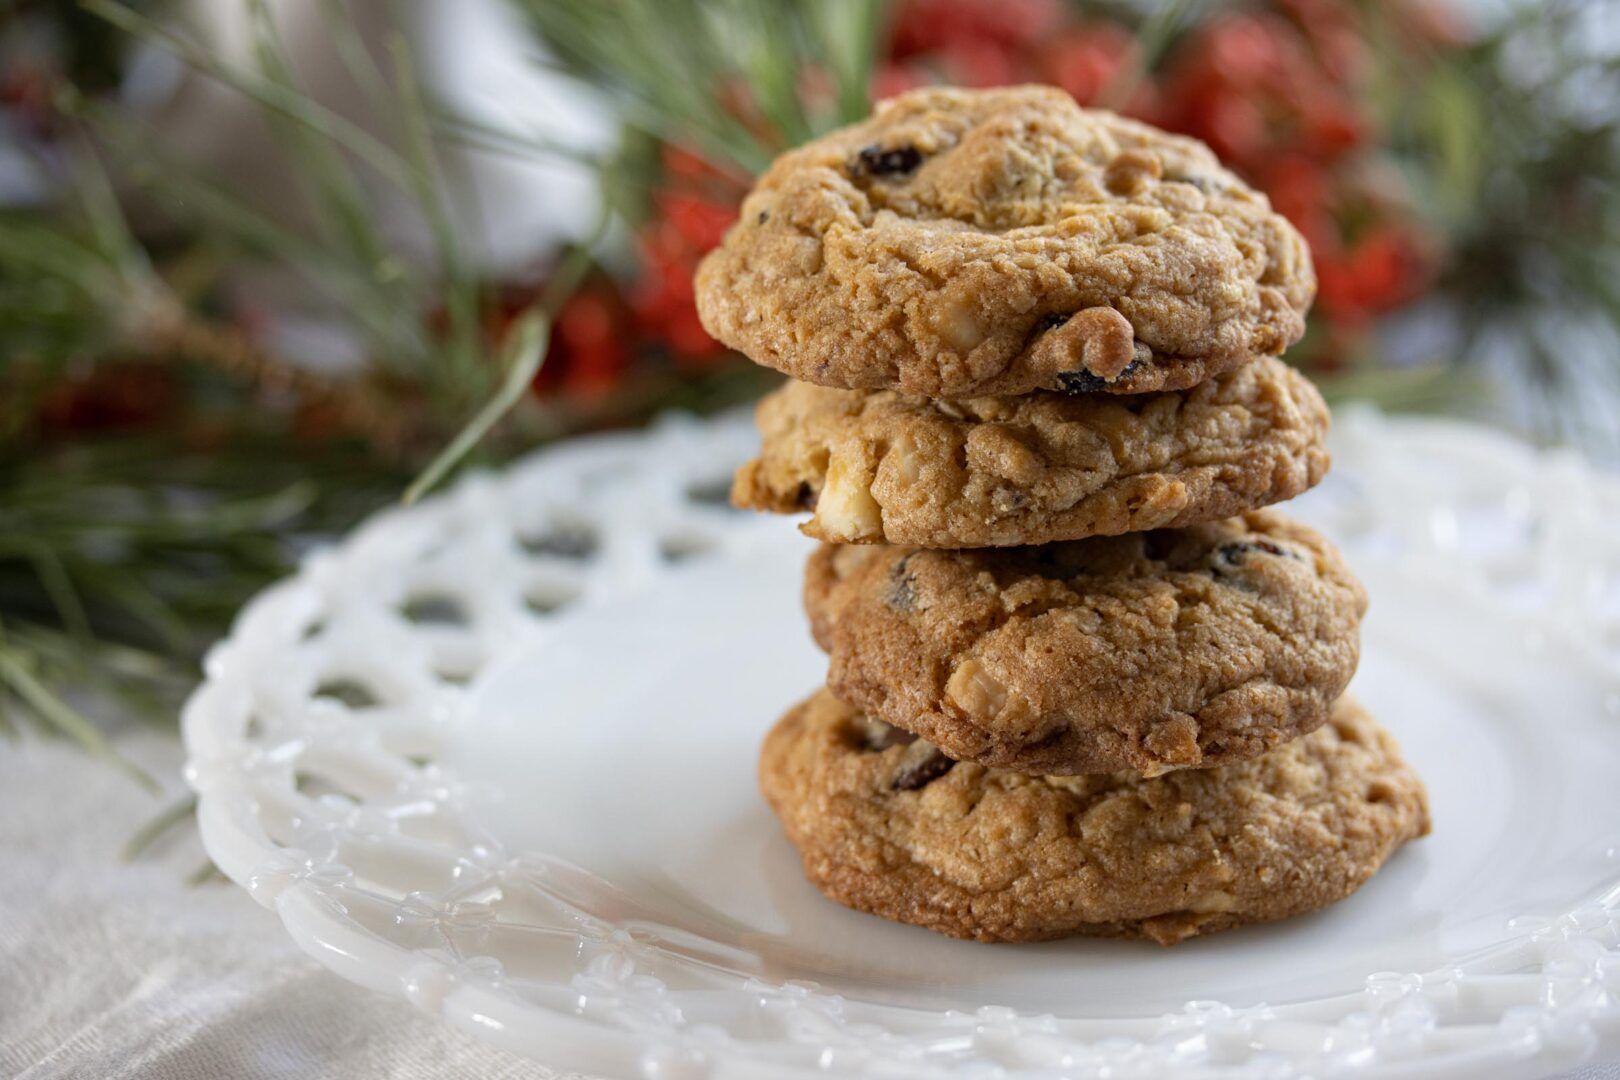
[733,354,1330,547]
[760,689,1429,945]
[695,85,1315,398]
[804,511,1366,776]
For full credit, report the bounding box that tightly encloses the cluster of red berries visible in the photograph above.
[1153,0,1457,363]
[540,145,746,398]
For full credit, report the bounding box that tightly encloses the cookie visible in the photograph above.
[733,355,1329,547]
[760,688,1428,944]
[804,511,1366,775]
[695,85,1314,398]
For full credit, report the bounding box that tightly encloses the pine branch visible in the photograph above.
[0,622,160,794]
[403,210,608,503]
[516,0,888,174]
[136,304,426,455]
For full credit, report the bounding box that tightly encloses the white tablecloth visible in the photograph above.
[0,730,588,1080]
[1,727,1614,1080]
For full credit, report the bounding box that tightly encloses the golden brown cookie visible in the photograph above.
[760,688,1429,944]
[804,511,1366,775]
[696,85,1314,398]
[733,355,1329,547]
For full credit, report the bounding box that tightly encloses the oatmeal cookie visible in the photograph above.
[733,355,1329,547]
[696,85,1314,397]
[804,511,1366,775]
[760,688,1428,944]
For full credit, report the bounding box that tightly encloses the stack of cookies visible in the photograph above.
[696,86,1429,945]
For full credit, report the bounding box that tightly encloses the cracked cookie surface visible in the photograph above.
[733,355,1329,547]
[695,85,1314,398]
[803,511,1366,775]
[760,689,1428,944]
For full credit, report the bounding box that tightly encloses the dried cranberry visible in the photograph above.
[888,552,918,612]
[1212,539,1298,570]
[1055,359,1141,394]
[893,746,956,790]
[855,144,923,177]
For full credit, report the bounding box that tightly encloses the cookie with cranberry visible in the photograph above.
[696,85,1314,397]
[760,689,1428,944]
[733,355,1329,547]
[804,511,1366,775]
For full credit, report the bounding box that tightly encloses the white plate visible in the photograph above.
[185,407,1620,1079]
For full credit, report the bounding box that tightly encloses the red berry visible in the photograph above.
[873,62,926,100]
[1205,16,1283,84]
[665,305,724,367]
[1203,93,1267,163]
[1306,101,1366,155]
[557,291,615,350]
[874,61,926,99]
[659,144,712,182]
[941,39,1022,88]
[891,0,1062,58]
[1041,27,1134,105]
[654,192,736,251]
[1314,256,1368,324]
[1346,226,1430,311]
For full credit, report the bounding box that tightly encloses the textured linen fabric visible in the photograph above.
[0,727,1610,1080]
[0,730,586,1080]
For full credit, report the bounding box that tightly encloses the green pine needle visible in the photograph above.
[517,0,887,174]
[403,210,607,504]
[0,624,160,794]
[403,309,553,505]
[124,792,200,861]
[83,0,414,191]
